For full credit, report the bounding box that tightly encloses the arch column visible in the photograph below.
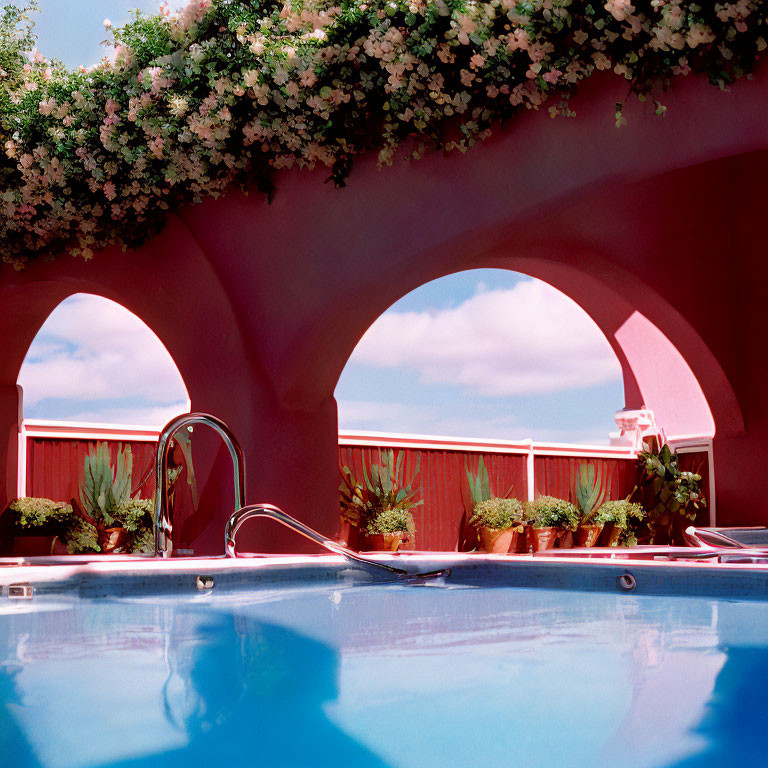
[0,385,21,509]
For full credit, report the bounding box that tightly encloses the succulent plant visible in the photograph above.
[361,449,423,515]
[465,456,514,507]
[339,449,422,534]
[76,442,154,552]
[79,442,133,524]
[574,462,610,524]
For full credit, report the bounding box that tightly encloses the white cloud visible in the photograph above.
[18,294,189,413]
[349,279,621,396]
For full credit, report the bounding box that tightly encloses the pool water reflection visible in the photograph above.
[1,583,767,767]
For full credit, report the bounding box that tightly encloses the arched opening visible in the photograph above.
[18,292,189,425]
[4,293,191,556]
[336,268,716,445]
[336,270,625,444]
[334,267,718,550]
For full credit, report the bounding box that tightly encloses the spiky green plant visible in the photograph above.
[77,442,154,552]
[574,463,609,524]
[361,449,422,515]
[79,442,133,524]
[465,456,515,507]
[339,449,423,534]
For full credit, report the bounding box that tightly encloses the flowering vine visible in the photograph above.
[0,0,765,269]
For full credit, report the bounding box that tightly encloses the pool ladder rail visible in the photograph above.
[154,412,245,557]
[225,503,451,583]
[154,412,449,582]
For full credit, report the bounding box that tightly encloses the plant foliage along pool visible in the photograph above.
[1,557,767,766]
[0,0,766,267]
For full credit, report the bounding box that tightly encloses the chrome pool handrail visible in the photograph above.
[154,413,245,557]
[224,503,412,579]
[660,547,768,561]
[683,526,743,549]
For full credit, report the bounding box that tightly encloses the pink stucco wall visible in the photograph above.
[2,68,767,551]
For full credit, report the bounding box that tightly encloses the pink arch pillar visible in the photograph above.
[2,68,767,549]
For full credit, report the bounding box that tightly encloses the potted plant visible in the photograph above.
[573,463,609,548]
[365,507,417,552]
[338,463,377,549]
[2,496,103,556]
[461,456,516,551]
[638,443,706,544]
[470,497,525,554]
[339,449,422,552]
[524,496,579,552]
[594,500,646,547]
[3,498,74,556]
[73,442,155,554]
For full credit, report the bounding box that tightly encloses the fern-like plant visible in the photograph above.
[594,500,646,547]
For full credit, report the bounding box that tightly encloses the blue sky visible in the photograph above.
[12,2,625,443]
[1,1,188,68]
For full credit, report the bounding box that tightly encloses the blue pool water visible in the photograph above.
[1,563,768,767]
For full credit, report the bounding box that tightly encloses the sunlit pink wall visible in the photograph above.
[2,67,767,549]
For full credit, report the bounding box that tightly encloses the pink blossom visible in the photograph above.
[148,137,165,159]
[38,98,57,116]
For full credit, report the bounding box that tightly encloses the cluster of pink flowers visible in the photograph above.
[0,0,765,268]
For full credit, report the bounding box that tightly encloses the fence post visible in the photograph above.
[526,441,535,502]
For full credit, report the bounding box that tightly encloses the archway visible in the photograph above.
[336,269,626,444]
[18,292,190,426]
[333,263,718,446]
[332,264,719,549]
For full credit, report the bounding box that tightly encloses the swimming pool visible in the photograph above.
[2,555,767,767]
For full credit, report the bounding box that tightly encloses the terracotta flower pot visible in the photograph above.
[574,524,604,548]
[10,535,57,557]
[99,526,128,553]
[525,526,559,553]
[337,519,360,550]
[478,526,521,554]
[559,530,574,549]
[364,531,414,552]
[601,523,623,547]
